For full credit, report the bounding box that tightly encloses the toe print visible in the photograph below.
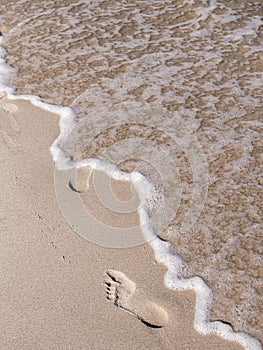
[104,269,168,327]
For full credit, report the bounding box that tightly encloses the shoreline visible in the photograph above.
[2,97,260,349]
[0,0,262,346]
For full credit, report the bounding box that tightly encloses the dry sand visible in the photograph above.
[0,97,245,349]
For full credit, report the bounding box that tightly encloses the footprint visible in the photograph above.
[0,106,21,152]
[0,99,18,113]
[104,269,169,328]
[69,166,92,193]
[76,166,92,192]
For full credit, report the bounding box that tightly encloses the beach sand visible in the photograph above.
[0,97,246,349]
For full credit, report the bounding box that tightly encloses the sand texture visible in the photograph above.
[0,97,247,350]
[1,0,262,340]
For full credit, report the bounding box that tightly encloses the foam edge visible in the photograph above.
[0,33,261,350]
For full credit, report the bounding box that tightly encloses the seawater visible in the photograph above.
[0,0,262,348]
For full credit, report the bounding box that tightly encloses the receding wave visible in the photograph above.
[0,0,262,346]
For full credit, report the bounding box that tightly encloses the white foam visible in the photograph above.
[0,33,261,350]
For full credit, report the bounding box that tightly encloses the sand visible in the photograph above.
[0,96,246,349]
[1,0,262,342]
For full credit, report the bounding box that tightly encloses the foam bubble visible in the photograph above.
[0,4,262,348]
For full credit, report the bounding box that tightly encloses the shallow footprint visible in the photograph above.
[0,98,18,113]
[69,166,93,193]
[76,166,93,192]
[104,269,168,328]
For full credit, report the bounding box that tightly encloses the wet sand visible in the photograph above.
[0,97,246,349]
[0,0,262,341]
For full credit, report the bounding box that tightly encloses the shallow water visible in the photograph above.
[0,0,262,344]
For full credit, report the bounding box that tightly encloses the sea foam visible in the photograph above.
[0,32,261,350]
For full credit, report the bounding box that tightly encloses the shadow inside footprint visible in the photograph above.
[104,269,169,328]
